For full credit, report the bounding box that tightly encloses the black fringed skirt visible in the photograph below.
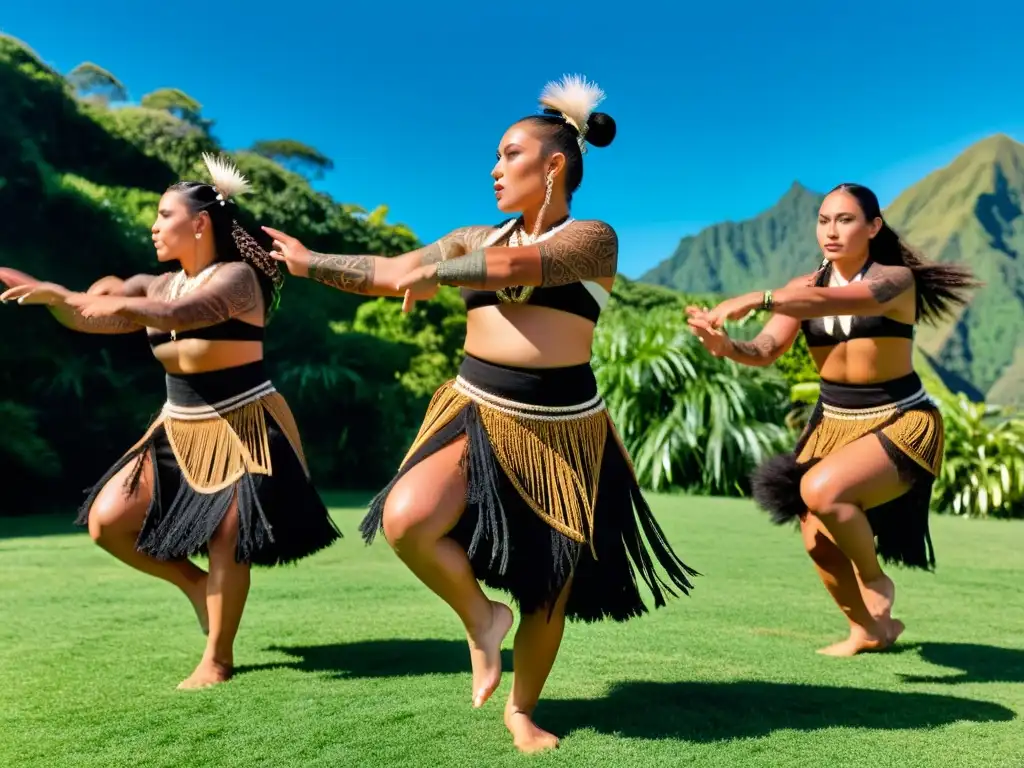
[359,353,700,622]
[750,371,944,570]
[77,360,341,566]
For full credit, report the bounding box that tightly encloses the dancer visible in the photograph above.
[687,182,977,656]
[263,75,698,752]
[0,153,340,688]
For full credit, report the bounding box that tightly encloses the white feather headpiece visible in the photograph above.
[539,74,606,152]
[202,152,251,205]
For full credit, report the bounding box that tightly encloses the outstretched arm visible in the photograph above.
[704,264,915,327]
[687,311,802,367]
[422,220,617,290]
[87,273,158,297]
[93,263,261,332]
[263,224,495,297]
[767,263,914,319]
[52,294,145,334]
[0,268,144,334]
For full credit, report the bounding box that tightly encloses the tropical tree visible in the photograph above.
[592,306,793,495]
[251,139,335,180]
[66,61,127,104]
[140,87,213,132]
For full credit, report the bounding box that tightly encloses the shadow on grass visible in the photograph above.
[537,679,1016,742]
[236,638,513,679]
[237,639,1015,740]
[898,642,1024,684]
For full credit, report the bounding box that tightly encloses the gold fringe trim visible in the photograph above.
[797,406,944,476]
[124,392,308,493]
[402,381,609,546]
[401,383,473,465]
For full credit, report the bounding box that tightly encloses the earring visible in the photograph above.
[195,232,202,240]
[532,173,555,241]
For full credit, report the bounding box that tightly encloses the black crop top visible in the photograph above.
[800,258,915,347]
[459,216,607,323]
[147,317,265,347]
[461,282,605,323]
[801,314,914,347]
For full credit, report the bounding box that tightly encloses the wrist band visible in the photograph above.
[760,289,774,311]
[435,249,488,286]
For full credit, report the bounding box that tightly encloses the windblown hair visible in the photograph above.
[167,153,284,319]
[517,74,617,204]
[819,182,981,324]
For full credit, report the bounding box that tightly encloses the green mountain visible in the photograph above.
[885,134,1024,405]
[640,134,1024,405]
[640,181,826,295]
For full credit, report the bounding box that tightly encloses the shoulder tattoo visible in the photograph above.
[537,220,618,286]
[866,264,914,303]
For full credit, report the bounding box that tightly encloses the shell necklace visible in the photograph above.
[495,216,574,304]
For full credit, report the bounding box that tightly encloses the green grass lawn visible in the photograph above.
[2,492,1022,767]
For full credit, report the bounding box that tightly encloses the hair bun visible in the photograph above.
[585,112,616,148]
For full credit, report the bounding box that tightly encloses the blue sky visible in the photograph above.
[5,1,1024,277]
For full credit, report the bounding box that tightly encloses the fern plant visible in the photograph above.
[931,390,1024,519]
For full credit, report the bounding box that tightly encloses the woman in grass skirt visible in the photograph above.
[0,153,340,688]
[687,183,977,656]
[264,75,699,752]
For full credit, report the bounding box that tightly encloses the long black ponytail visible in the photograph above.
[823,183,981,324]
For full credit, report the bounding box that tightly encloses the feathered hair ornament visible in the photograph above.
[539,74,606,152]
[202,152,251,206]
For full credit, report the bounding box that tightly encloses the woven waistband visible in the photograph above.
[818,372,934,419]
[163,361,275,420]
[455,353,604,420]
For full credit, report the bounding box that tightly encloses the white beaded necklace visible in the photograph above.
[166,263,221,340]
[496,217,574,304]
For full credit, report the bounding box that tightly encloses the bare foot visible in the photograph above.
[505,708,559,753]
[861,573,895,621]
[885,617,906,646]
[816,618,905,657]
[176,658,232,690]
[467,600,514,708]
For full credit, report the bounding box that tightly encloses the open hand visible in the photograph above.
[686,309,733,357]
[704,292,761,328]
[395,263,440,313]
[0,267,41,292]
[64,293,126,317]
[0,280,69,306]
[262,225,311,277]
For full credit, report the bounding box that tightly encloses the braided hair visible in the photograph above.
[167,153,284,319]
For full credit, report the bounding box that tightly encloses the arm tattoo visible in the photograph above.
[55,308,141,334]
[537,220,618,286]
[866,265,914,303]
[420,226,495,266]
[730,334,780,360]
[121,274,157,297]
[308,253,376,294]
[119,262,260,332]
